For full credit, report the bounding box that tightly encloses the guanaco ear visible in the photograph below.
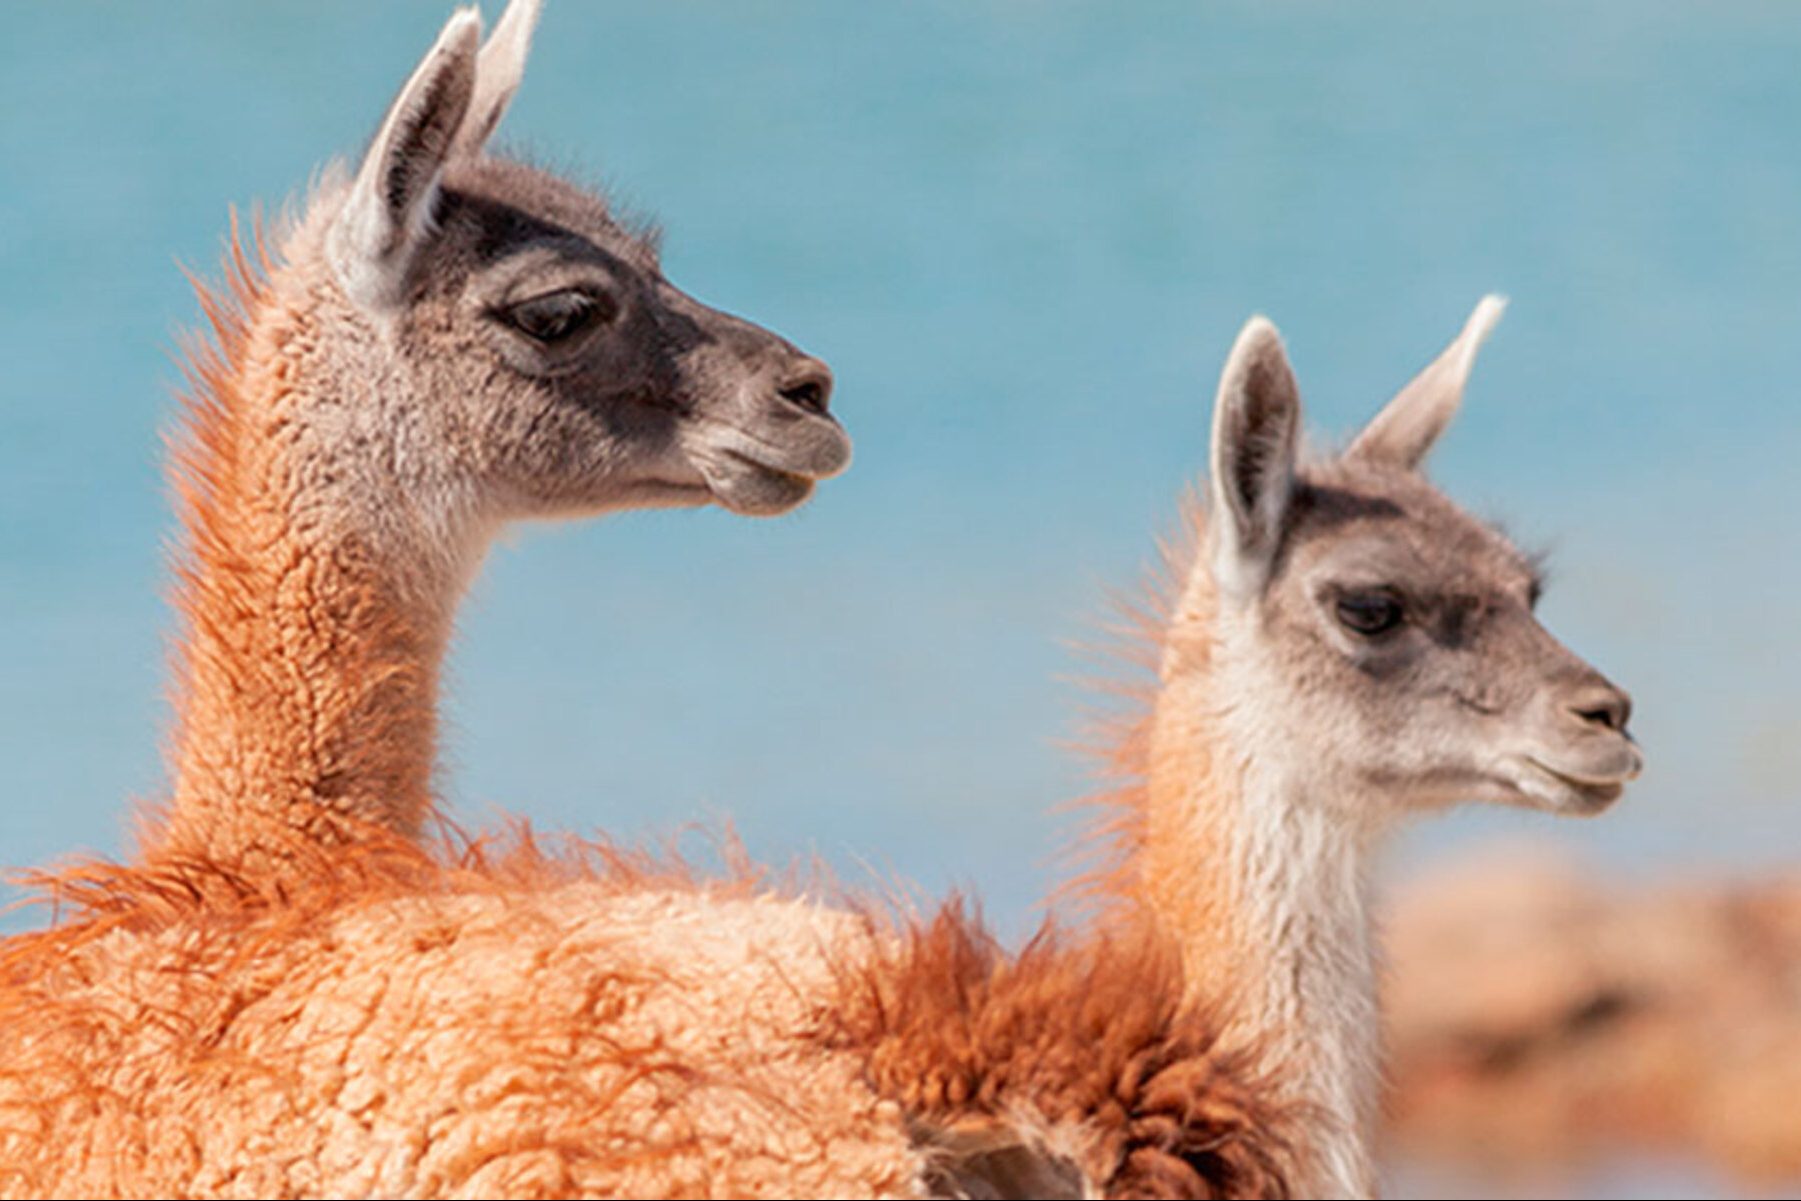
[1348,294,1507,469]
[452,0,544,158]
[1208,316,1301,601]
[328,8,481,310]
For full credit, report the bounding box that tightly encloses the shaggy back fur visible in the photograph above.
[0,825,1299,1198]
[0,830,913,1197]
[833,905,1298,1198]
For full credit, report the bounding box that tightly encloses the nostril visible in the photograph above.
[777,364,833,415]
[1576,705,1616,731]
[781,380,826,413]
[1571,686,1632,733]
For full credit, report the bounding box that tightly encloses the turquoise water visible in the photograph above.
[7,1,1801,910]
[10,2,1801,911]
[5,4,1800,1197]
[7,0,1801,918]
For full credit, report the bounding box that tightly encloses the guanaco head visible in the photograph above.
[1185,298,1640,822]
[314,0,848,531]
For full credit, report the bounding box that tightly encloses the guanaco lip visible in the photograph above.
[1524,757,1630,809]
[722,448,824,485]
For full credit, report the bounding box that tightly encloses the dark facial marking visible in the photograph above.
[447,191,626,268]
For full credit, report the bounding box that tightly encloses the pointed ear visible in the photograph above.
[452,0,544,158]
[1348,294,1507,469]
[1208,316,1301,601]
[328,8,482,311]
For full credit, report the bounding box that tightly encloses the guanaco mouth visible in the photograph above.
[1522,756,1632,811]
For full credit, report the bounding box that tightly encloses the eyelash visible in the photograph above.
[1334,590,1405,637]
[498,287,618,344]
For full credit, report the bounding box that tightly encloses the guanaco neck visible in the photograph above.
[1133,602,1383,1200]
[148,254,486,874]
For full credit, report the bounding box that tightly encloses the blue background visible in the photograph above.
[3,3,1798,970]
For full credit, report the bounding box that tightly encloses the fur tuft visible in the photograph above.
[827,900,1297,1198]
[1055,492,1212,913]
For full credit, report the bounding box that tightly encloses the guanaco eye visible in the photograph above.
[500,288,615,344]
[1335,591,1404,637]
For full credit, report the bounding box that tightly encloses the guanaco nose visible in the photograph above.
[776,358,834,416]
[1568,681,1632,734]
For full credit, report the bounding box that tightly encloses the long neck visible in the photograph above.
[146,261,485,874]
[1133,625,1382,1198]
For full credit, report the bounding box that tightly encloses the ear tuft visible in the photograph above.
[454,0,546,158]
[1348,294,1507,469]
[328,9,483,311]
[1208,315,1302,601]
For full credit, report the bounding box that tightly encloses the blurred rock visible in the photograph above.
[1381,844,1801,1185]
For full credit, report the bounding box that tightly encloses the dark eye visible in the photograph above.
[1335,591,1404,637]
[500,288,615,344]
